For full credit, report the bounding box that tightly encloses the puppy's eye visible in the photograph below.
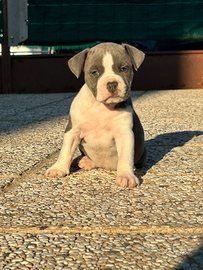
[92,70,99,76]
[120,66,128,72]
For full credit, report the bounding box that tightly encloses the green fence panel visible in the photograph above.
[26,0,203,47]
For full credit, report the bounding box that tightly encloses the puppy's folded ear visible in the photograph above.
[122,44,145,71]
[68,48,90,78]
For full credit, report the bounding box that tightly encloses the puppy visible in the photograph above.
[45,42,147,188]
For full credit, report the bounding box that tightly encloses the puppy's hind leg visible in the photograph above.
[71,155,95,171]
[71,144,95,171]
[78,156,95,171]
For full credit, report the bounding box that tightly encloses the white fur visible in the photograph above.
[96,53,126,104]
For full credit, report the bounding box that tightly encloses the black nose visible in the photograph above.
[107,81,118,93]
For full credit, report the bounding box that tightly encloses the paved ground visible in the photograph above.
[0,89,202,270]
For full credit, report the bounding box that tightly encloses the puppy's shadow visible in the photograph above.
[136,130,203,182]
[173,244,203,270]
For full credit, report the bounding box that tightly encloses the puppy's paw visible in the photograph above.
[78,156,95,171]
[45,167,67,178]
[116,173,140,188]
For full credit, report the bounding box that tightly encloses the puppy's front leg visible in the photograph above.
[115,130,140,188]
[45,130,80,177]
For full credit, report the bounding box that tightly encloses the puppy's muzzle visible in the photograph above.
[107,81,118,93]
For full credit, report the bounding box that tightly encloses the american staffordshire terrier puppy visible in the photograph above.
[45,42,147,188]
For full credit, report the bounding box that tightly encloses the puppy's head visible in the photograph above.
[68,42,145,105]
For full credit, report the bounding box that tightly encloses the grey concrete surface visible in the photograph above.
[0,89,203,270]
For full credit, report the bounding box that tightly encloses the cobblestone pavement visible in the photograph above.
[0,90,203,270]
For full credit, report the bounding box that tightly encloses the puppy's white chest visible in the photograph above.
[80,120,115,149]
[79,120,118,169]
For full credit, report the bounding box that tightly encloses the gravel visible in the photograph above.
[0,90,203,269]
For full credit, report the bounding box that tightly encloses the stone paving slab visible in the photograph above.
[0,89,203,270]
[146,145,202,174]
[133,89,203,119]
[0,233,202,270]
[0,119,65,176]
[0,94,75,120]
[0,95,75,135]
[144,128,203,144]
[0,99,73,123]
[0,172,203,229]
[143,122,203,142]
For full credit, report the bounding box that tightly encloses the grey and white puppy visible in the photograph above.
[45,42,147,188]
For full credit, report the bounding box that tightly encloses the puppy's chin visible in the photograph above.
[96,89,127,104]
[102,96,125,105]
[96,90,130,106]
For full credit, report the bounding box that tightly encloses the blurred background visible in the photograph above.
[1,0,203,94]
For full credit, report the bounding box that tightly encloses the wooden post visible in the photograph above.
[2,0,12,94]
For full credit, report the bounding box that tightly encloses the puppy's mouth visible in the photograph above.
[103,88,130,104]
[102,95,125,104]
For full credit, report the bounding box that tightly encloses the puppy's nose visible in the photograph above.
[107,81,118,93]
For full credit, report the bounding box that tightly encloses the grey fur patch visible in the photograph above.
[122,44,145,71]
[68,48,89,78]
[115,97,133,109]
[84,50,104,98]
[64,115,72,133]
